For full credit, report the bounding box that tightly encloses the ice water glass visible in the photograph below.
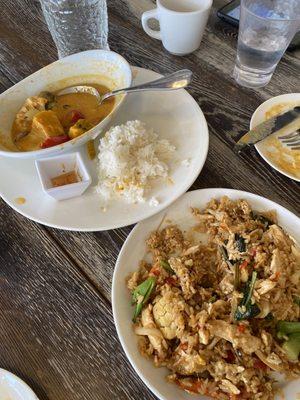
[39,0,108,59]
[233,0,300,88]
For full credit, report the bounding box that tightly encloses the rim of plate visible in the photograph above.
[0,368,39,399]
[0,67,209,231]
[251,93,300,182]
[112,188,300,400]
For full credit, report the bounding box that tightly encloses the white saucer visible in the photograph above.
[0,369,38,400]
[251,93,300,182]
[0,67,209,231]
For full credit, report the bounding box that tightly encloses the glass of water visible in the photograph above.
[39,0,108,59]
[233,0,300,88]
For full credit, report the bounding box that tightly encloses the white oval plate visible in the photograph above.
[112,188,300,400]
[0,369,38,400]
[251,93,300,182]
[0,67,209,231]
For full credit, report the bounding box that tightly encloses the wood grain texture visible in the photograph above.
[0,0,299,399]
[0,205,155,400]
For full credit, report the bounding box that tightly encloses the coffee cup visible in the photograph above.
[142,0,213,55]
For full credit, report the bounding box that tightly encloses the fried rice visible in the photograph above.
[127,196,300,400]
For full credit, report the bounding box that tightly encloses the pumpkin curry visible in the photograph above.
[11,84,115,151]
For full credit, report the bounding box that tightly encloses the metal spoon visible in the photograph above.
[56,69,193,104]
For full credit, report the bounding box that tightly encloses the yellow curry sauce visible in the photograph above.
[51,170,80,187]
[11,83,115,152]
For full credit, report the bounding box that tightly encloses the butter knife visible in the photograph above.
[234,106,300,153]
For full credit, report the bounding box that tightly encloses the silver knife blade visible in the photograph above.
[234,106,300,153]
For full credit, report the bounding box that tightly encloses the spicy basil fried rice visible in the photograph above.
[127,196,300,399]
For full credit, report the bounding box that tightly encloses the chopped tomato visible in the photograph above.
[40,135,70,149]
[253,358,268,371]
[239,260,248,270]
[225,350,235,363]
[237,324,246,333]
[149,266,160,276]
[250,248,257,257]
[69,110,85,124]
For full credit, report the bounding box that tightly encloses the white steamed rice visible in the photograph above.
[96,120,175,204]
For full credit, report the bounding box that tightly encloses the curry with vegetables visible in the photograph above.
[11,84,115,151]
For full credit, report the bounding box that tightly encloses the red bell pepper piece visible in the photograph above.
[40,135,70,149]
[68,110,85,124]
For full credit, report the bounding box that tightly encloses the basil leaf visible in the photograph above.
[235,234,246,252]
[234,271,260,320]
[132,277,156,322]
[293,296,300,306]
[160,260,174,274]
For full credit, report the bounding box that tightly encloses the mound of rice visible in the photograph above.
[96,120,175,204]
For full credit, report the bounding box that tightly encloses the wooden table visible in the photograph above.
[0,1,299,399]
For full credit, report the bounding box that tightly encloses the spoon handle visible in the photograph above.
[102,69,193,102]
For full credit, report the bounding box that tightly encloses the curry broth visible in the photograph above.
[52,83,115,128]
[11,83,115,152]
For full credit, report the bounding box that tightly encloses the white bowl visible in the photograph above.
[112,188,300,400]
[35,152,91,201]
[0,50,132,159]
[0,368,39,400]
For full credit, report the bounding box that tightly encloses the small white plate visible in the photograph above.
[0,67,209,231]
[251,93,300,182]
[112,188,300,400]
[0,369,38,400]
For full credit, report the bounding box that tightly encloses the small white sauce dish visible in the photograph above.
[35,152,91,201]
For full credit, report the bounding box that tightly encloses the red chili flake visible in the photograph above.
[237,324,246,333]
[165,276,176,285]
[271,271,281,281]
[177,379,202,394]
[253,358,268,371]
[149,266,160,276]
[239,260,248,270]
[180,342,188,351]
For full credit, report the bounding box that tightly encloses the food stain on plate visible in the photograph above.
[259,102,300,180]
[15,197,26,205]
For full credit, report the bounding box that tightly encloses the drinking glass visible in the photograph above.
[39,0,108,59]
[233,0,300,88]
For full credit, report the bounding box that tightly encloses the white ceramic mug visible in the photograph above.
[142,0,213,55]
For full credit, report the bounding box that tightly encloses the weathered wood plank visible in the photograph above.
[0,204,155,400]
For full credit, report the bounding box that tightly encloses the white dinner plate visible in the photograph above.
[112,188,300,400]
[252,93,300,182]
[0,67,209,231]
[0,369,38,400]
